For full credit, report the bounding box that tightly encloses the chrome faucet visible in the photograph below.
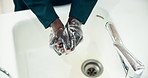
[105,22,145,78]
[0,67,12,78]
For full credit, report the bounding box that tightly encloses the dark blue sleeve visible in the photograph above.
[22,0,59,28]
[13,0,29,11]
[14,0,59,28]
[69,0,98,24]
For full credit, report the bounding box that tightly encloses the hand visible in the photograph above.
[65,18,83,47]
[49,19,76,55]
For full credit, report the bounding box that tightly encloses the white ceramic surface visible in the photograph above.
[12,5,124,78]
[0,0,148,78]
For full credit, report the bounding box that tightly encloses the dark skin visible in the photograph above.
[51,17,77,33]
[51,18,64,34]
[50,17,83,54]
[51,18,72,53]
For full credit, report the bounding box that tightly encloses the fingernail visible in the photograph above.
[61,49,65,53]
[66,50,72,53]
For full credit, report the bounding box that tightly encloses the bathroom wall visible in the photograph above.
[0,0,3,14]
[0,0,14,14]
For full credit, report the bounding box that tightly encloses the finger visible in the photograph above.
[59,29,71,51]
[56,40,66,52]
[56,41,62,49]
[75,33,83,46]
[68,31,76,51]
[56,41,65,53]
[60,27,76,52]
[59,48,65,53]
[56,45,65,53]
[66,49,72,53]
[58,41,63,47]
[49,37,58,46]
[52,44,65,55]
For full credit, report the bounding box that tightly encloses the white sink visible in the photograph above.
[0,4,124,78]
[12,5,124,78]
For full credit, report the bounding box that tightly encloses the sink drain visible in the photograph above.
[81,59,103,78]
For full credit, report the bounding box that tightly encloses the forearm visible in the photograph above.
[13,0,29,11]
[69,0,98,24]
[23,0,59,28]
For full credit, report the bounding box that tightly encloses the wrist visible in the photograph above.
[51,18,64,34]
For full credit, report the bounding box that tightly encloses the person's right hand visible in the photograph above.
[66,18,83,47]
[49,28,76,55]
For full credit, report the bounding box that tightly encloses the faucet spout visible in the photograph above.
[105,21,145,78]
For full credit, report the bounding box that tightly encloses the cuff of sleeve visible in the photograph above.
[41,15,59,29]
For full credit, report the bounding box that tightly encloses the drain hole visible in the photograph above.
[81,59,103,78]
[87,68,97,76]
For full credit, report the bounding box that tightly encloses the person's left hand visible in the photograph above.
[49,28,76,55]
[65,18,83,46]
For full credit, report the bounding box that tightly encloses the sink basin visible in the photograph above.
[12,5,124,78]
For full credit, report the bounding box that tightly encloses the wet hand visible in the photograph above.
[66,18,83,47]
[49,28,76,55]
